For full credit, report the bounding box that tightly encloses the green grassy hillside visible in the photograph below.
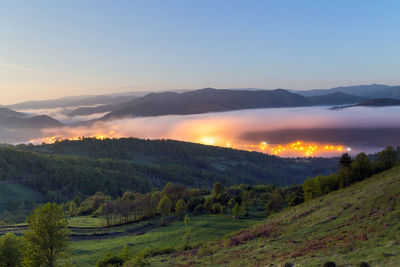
[0,182,43,223]
[0,182,43,212]
[70,215,263,266]
[148,167,400,266]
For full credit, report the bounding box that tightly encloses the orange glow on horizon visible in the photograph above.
[29,134,350,158]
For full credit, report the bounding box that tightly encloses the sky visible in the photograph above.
[1,0,400,104]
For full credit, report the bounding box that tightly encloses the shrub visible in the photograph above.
[194,204,205,214]
[96,252,124,267]
[211,203,222,214]
[197,244,214,256]
[227,198,236,208]
[220,205,227,214]
[323,262,336,267]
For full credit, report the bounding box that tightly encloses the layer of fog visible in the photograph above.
[26,106,400,155]
[16,107,108,124]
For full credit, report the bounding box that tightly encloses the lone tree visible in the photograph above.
[241,191,250,215]
[23,202,70,267]
[339,153,352,187]
[175,199,187,220]
[157,196,172,225]
[233,203,241,219]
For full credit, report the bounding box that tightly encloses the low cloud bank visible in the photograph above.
[24,106,400,156]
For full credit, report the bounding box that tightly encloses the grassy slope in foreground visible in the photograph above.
[71,215,262,266]
[151,167,400,267]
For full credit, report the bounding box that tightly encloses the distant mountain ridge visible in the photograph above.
[101,88,313,119]
[293,84,400,99]
[308,92,366,105]
[0,108,62,129]
[332,98,400,110]
[7,94,139,110]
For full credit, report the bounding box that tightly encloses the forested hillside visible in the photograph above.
[1,138,337,201]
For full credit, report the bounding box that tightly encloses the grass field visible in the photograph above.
[148,167,400,266]
[0,182,43,224]
[68,216,107,228]
[71,214,263,266]
[0,182,43,214]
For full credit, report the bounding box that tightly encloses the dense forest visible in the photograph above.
[12,138,338,196]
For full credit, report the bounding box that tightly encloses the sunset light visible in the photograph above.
[29,133,349,157]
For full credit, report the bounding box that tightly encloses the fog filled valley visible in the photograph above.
[2,1,400,265]
[2,86,400,158]
[1,86,400,266]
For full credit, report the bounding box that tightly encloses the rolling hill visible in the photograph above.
[6,94,139,110]
[2,138,337,199]
[150,166,400,266]
[353,98,400,107]
[308,92,366,106]
[101,88,313,120]
[332,98,400,110]
[0,108,62,129]
[70,88,378,120]
[294,84,400,99]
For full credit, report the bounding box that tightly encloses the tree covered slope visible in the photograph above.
[1,138,337,200]
[151,166,400,266]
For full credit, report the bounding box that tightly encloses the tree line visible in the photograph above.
[303,146,398,201]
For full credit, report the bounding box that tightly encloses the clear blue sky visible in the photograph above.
[1,0,399,104]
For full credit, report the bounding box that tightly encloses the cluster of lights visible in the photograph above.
[29,135,110,144]
[30,134,351,157]
[198,137,350,157]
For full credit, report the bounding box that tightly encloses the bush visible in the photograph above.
[358,262,370,267]
[220,205,227,214]
[322,262,336,267]
[187,197,204,212]
[227,198,236,208]
[197,244,214,256]
[194,204,205,214]
[211,203,222,214]
[96,252,124,267]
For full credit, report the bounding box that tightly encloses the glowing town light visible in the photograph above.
[199,137,216,145]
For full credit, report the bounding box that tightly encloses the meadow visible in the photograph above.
[70,214,263,266]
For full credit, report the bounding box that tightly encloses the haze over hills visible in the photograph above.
[293,84,400,99]
[3,84,399,120]
[101,88,312,120]
[333,98,400,109]
[0,108,63,144]
[65,85,397,119]
[7,94,139,110]
[0,108,62,129]
[308,92,366,105]
[1,84,400,145]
